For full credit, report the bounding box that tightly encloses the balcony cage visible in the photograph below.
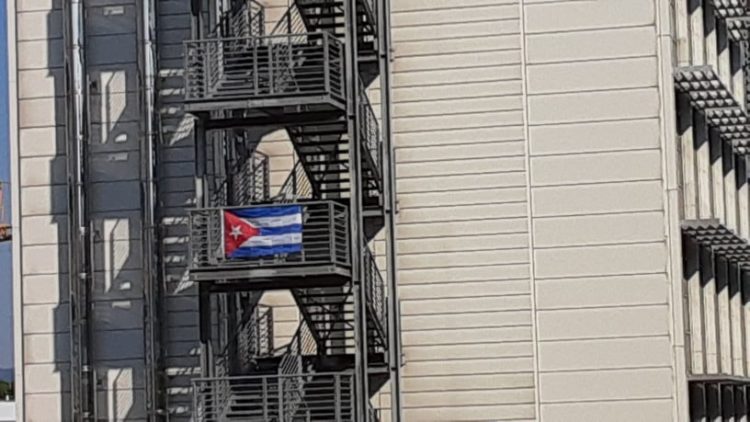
[190,201,351,286]
[184,32,346,113]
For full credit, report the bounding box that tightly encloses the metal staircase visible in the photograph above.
[186,0,400,420]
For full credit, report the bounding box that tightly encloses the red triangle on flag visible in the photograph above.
[224,210,261,257]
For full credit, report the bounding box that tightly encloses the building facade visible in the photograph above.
[10,0,750,420]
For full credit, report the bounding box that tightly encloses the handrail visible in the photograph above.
[359,78,382,181]
[211,0,265,38]
[270,1,306,36]
[276,160,313,202]
[209,149,269,207]
[363,246,387,343]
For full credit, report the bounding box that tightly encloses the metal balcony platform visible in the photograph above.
[713,0,749,18]
[675,66,744,111]
[190,201,352,289]
[727,17,750,41]
[185,32,346,116]
[682,219,750,266]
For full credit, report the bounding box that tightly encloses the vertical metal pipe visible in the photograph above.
[377,0,402,419]
[344,0,369,420]
[64,0,95,419]
[139,0,165,418]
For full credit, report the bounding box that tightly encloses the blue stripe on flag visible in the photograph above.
[232,205,302,219]
[230,243,302,258]
[258,224,302,236]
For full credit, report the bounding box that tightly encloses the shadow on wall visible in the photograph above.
[49,4,146,420]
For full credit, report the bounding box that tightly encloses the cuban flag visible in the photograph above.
[224,205,303,259]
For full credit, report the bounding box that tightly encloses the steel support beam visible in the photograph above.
[344,0,369,420]
[64,0,95,419]
[139,0,165,418]
[377,0,403,418]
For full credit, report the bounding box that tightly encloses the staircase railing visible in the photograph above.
[213,0,265,38]
[276,160,313,202]
[364,246,387,349]
[270,1,307,36]
[209,148,269,207]
[277,320,318,420]
[235,306,274,371]
[359,78,382,185]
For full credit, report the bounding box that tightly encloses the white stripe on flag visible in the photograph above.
[246,213,302,228]
[239,233,302,248]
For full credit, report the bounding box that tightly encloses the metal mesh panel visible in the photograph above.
[193,372,355,421]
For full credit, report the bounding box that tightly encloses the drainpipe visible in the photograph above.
[377,0,402,419]
[64,0,95,419]
[139,0,164,419]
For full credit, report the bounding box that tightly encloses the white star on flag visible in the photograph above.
[230,225,243,240]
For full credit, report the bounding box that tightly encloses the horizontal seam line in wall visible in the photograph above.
[400,276,531,286]
[403,325,532,333]
[393,3,519,17]
[400,198,527,209]
[394,108,521,119]
[535,270,665,282]
[394,78,522,90]
[393,230,529,241]
[403,309,532,318]
[532,208,664,220]
[540,396,673,405]
[401,292,530,302]
[402,371,534,380]
[393,10,519,23]
[401,184,526,194]
[395,31,522,44]
[533,239,665,251]
[530,145,660,158]
[527,84,659,97]
[526,54,656,67]
[398,153,526,164]
[404,401,536,409]
[394,91,523,104]
[397,169,525,178]
[538,365,673,375]
[531,177,663,189]
[528,53,658,67]
[397,217,527,226]
[538,334,669,343]
[392,62,522,75]
[538,302,669,312]
[395,46,521,59]
[394,108,523,120]
[395,124,524,134]
[407,354,534,364]
[396,246,529,256]
[524,22,657,37]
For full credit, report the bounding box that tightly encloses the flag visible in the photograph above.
[223,205,303,259]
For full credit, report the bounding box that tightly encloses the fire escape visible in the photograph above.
[184,0,401,420]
